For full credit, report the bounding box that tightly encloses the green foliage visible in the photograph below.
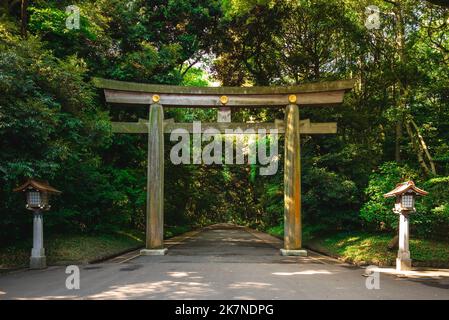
[266,224,283,239]
[110,42,183,84]
[360,162,449,239]
[419,176,449,237]
[360,162,418,231]
[181,67,210,87]
[164,225,192,239]
[26,3,109,64]
[303,167,359,231]
[0,22,115,241]
[28,7,96,40]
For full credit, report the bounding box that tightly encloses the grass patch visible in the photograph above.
[0,231,144,271]
[1,225,193,271]
[309,231,449,268]
[265,224,449,268]
[266,225,283,239]
[265,224,323,243]
[165,225,192,239]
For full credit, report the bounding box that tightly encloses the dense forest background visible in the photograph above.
[1,0,448,245]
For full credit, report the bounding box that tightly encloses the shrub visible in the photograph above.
[302,166,360,232]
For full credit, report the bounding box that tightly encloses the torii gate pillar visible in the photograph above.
[140,100,167,255]
[281,101,307,256]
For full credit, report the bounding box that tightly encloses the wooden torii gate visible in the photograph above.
[94,78,354,256]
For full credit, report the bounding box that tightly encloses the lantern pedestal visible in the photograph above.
[396,257,412,271]
[396,213,411,271]
[30,256,46,269]
[30,211,46,269]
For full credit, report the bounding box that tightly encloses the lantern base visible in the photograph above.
[280,249,308,257]
[396,257,412,271]
[30,256,46,269]
[140,248,168,256]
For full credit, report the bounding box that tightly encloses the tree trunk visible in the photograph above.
[20,0,28,38]
[395,120,402,162]
[409,118,436,175]
[405,117,437,176]
[405,120,430,175]
[388,235,399,250]
[393,2,408,164]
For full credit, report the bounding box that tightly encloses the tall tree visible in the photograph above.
[20,0,28,37]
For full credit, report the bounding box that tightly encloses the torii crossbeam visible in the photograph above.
[94,77,355,256]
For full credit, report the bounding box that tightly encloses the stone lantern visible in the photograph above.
[384,181,428,271]
[14,179,61,269]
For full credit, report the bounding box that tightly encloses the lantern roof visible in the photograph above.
[383,180,428,198]
[13,179,61,194]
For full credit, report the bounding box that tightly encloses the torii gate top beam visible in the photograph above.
[93,78,355,107]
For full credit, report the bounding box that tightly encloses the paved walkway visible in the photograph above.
[0,225,448,299]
